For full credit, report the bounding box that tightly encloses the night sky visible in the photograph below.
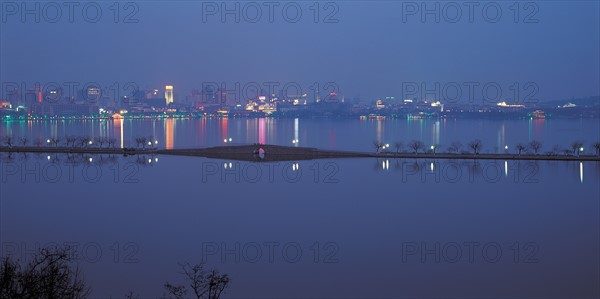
[1,1,599,102]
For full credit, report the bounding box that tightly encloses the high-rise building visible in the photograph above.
[165,85,174,105]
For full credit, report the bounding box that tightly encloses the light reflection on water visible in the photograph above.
[1,118,599,297]
[1,155,598,297]
[1,118,599,153]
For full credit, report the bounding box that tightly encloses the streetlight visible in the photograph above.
[154,140,158,145]
[46,139,50,144]
[228,138,232,142]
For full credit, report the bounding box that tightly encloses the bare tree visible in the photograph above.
[107,138,116,148]
[0,246,90,298]
[551,144,561,156]
[77,137,89,148]
[516,143,527,155]
[529,140,542,154]
[408,140,424,154]
[394,142,403,153]
[430,144,438,154]
[135,137,148,149]
[593,142,600,156]
[164,263,230,299]
[94,137,105,148]
[66,136,77,148]
[373,141,383,153]
[51,137,61,147]
[18,137,28,146]
[447,141,462,154]
[3,136,13,147]
[571,141,583,156]
[468,139,482,155]
[34,139,43,147]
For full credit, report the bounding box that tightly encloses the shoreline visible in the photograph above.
[1,145,599,162]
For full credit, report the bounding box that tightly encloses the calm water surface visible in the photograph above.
[1,118,599,298]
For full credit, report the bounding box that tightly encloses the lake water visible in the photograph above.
[1,118,599,298]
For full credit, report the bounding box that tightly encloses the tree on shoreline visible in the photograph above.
[3,136,13,147]
[468,139,482,155]
[447,141,462,154]
[394,142,403,153]
[373,141,383,153]
[516,143,527,155]
[571,141,583,156]
[592,142,600,156]
[529,140,542,154]
[107,138,116,148]
[408,140,424,154]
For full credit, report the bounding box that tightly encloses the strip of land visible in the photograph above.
[1,145,598,162]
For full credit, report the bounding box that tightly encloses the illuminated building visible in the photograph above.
[0,100,12,109]
[497,101,525,108]
[165,85,174,105]
[86,87,101,102]
[532,110,546,119]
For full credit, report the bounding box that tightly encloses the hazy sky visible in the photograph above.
[1,1,599,103]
